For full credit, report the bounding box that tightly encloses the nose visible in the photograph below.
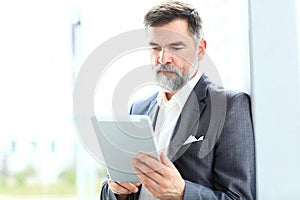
[158,49,172,65]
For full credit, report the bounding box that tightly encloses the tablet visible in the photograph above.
[91,115,159,182]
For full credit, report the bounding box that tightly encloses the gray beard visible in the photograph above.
[153,64,191,92]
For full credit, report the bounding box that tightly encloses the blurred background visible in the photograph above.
[0,0,299,199]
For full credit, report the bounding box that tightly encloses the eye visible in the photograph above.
[171,47,184,51]
[151,46,161,51]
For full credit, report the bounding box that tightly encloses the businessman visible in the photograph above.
[101,1,255,199]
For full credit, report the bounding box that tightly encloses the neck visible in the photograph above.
[165,92,175,100]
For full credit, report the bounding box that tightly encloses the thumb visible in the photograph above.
[160,152,175,169]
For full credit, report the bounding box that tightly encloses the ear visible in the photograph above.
[197,40,206,60]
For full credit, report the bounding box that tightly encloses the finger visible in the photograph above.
[131,158,162,183]
[160,152,175,169]
[132,182,142,187]
[108,180,139,194]
[133,166,160,193]
[108,180,132,194]
[132,157,159,174]
[137,153,165,172]
[117,182,140,193]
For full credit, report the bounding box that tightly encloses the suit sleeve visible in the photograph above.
[182,93,256,199]
[100,180,141,200]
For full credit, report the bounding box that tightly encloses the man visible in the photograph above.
[101,1,255,199]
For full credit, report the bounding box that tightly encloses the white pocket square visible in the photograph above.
[183,135,204,145]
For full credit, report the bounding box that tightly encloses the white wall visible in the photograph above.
[249,0,300,199]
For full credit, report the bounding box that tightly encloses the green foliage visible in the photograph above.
[14,165,36,185]
[58,167,76,185]
[0,182,76,195]
[0,166,77,195]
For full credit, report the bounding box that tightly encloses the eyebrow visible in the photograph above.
[168,41,187,47]
[149,41,187,47]
[149,42,159,46]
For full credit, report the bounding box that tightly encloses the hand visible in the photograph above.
[131,152,185,200]
[107,179,141,196]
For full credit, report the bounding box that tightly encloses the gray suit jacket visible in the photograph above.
[100,75,256,200]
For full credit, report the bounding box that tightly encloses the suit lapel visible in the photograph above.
[167,75,209,161]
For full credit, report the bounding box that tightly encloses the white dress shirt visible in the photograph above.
[138,73,202,200]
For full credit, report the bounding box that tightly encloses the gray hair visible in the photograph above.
[144,1,204,42]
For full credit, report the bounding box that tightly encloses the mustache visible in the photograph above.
[154,64,182,75]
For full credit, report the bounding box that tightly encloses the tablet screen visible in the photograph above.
[91,115,159,182]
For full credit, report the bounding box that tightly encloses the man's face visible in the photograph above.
[148,19,204,92]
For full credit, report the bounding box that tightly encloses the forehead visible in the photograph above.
[148,19,194,45]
